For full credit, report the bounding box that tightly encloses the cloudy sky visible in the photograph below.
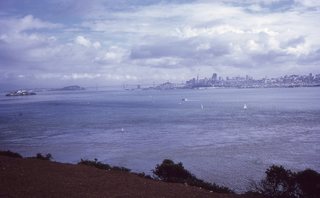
[0,0,320,88]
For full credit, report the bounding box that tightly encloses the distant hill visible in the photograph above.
[50,85,85,91]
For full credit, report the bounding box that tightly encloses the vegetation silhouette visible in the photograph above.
[0,150,22,158]
[153,159,234,194]
[2,150,319,197]
[78,158,131,172]
[34,153,53,161]
[295,169,320,198]
[250,165,320,198]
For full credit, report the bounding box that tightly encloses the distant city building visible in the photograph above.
[184,73,320,89]
[143,72,320,90]
[211,73,217,81]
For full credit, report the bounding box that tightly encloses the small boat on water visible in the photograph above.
[182,98,188,102]
[243,104,247,110]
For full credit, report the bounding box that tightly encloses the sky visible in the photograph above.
[0,0,320,88]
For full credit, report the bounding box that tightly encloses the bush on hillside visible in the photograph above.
[254,165,297,198]
[295,169,320,198]
[78,158,111,170]
[153,159,233,194]
[251,165,320,198]
[0,150,23,158]
[78,158,130,172]
[153,159,192,182]
[111,166,131,172]
[35,153,53,161]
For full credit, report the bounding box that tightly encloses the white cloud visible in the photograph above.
[75,36,101,48]
[0,15,61,34]
[295,0,320,7]
[1,1,320,88]
[94,46,128,64]
[75,36,91,47]
[93,42,101,49]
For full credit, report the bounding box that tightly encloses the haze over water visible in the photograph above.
[1,87,320,192]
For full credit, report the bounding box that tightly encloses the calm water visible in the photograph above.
[1,87,320,192]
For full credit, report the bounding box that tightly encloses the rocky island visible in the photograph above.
[5,90,36,96]
[51,85,85,91]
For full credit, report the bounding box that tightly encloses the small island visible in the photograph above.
[50,85,85,91]
[5,90,36,96]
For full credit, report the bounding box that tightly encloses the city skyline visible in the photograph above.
[148,72,320,90]
[1,0,320,89]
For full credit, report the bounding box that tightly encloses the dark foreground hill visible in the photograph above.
[0,156,249,198]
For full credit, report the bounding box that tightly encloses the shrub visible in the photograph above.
[35,153,53,161]
[250,165,320,198]
[153,159,233,194]
[111,166,131,172]
[255,165,297,198]
[78,158,111,170]
[78,158,131,172]
[153,159,192,182]
[295,169,320,198]
[0,150,23,158]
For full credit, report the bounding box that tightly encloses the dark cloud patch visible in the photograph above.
[259,0,295,12]
[101,0,195,10]
[130,37,231,61]
[215,46,298,70]
[281,36,305,48]
[298,48,320,64]
[251,50,293,65]
[223,0,296,13]
[266,0,295,11]
[131,41,194,59]
[0,41,35,70]
[204,42,231,57]
[0,48,18,67]
[0,0,101,23]
[0,0,196,23]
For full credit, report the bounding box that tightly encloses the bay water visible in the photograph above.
[1,87,319,192]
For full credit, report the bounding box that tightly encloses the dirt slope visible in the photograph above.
[0,156,247,198]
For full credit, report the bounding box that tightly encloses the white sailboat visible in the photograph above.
[243,104,247,110]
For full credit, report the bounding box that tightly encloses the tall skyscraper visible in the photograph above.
[211,73,217,81]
